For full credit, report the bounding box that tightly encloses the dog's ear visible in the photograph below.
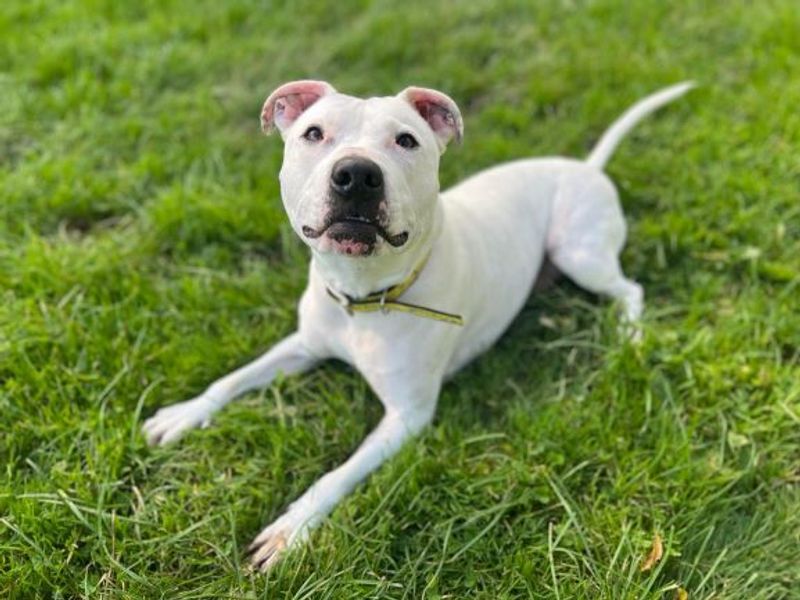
[398,87,463,151]
[261,80,337,136]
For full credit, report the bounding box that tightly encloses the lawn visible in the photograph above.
[1,0,798,597]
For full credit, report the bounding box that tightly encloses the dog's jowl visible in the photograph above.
[143,80,693,570]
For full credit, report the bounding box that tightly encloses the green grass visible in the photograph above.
[1,0,799,597]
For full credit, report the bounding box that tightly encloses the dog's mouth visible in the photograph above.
[302,217,409,255]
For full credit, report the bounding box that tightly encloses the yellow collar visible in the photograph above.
[325,255,465,326]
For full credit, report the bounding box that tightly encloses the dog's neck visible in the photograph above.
[311,202,443,299]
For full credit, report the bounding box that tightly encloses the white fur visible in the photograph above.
[142,81,693,570]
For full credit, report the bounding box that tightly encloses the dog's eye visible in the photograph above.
[302,126,324,142]
[395,133,419,149]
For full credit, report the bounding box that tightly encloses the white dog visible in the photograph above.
[143,80,692,570]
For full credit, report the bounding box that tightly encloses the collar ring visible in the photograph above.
[379,290,388,314]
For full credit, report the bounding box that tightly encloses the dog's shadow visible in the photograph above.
[438,278,610,428]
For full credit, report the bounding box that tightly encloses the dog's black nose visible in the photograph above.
[330,157,384,199]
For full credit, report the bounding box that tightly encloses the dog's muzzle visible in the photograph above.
[301,156,409,254]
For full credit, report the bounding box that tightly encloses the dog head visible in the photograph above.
[261,80,462,257]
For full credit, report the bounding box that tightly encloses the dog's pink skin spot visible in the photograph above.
[330,238,371,256]
[315,229,375,256]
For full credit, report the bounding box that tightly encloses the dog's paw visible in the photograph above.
[247,506,322,572]
[142,396,214,446]
[618,319,643,344]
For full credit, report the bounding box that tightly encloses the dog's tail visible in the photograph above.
[586,81,695,170]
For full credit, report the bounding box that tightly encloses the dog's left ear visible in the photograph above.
[261,80,337,136]
[398,87,463,151]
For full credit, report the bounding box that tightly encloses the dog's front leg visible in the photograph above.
[248,378,438,571]
[143,332,318,446]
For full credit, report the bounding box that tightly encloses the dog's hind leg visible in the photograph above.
[547,171,644,334]
[550,244,644,324]
[142,332,319,446]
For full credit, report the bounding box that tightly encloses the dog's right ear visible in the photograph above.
[260,80,337,136]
